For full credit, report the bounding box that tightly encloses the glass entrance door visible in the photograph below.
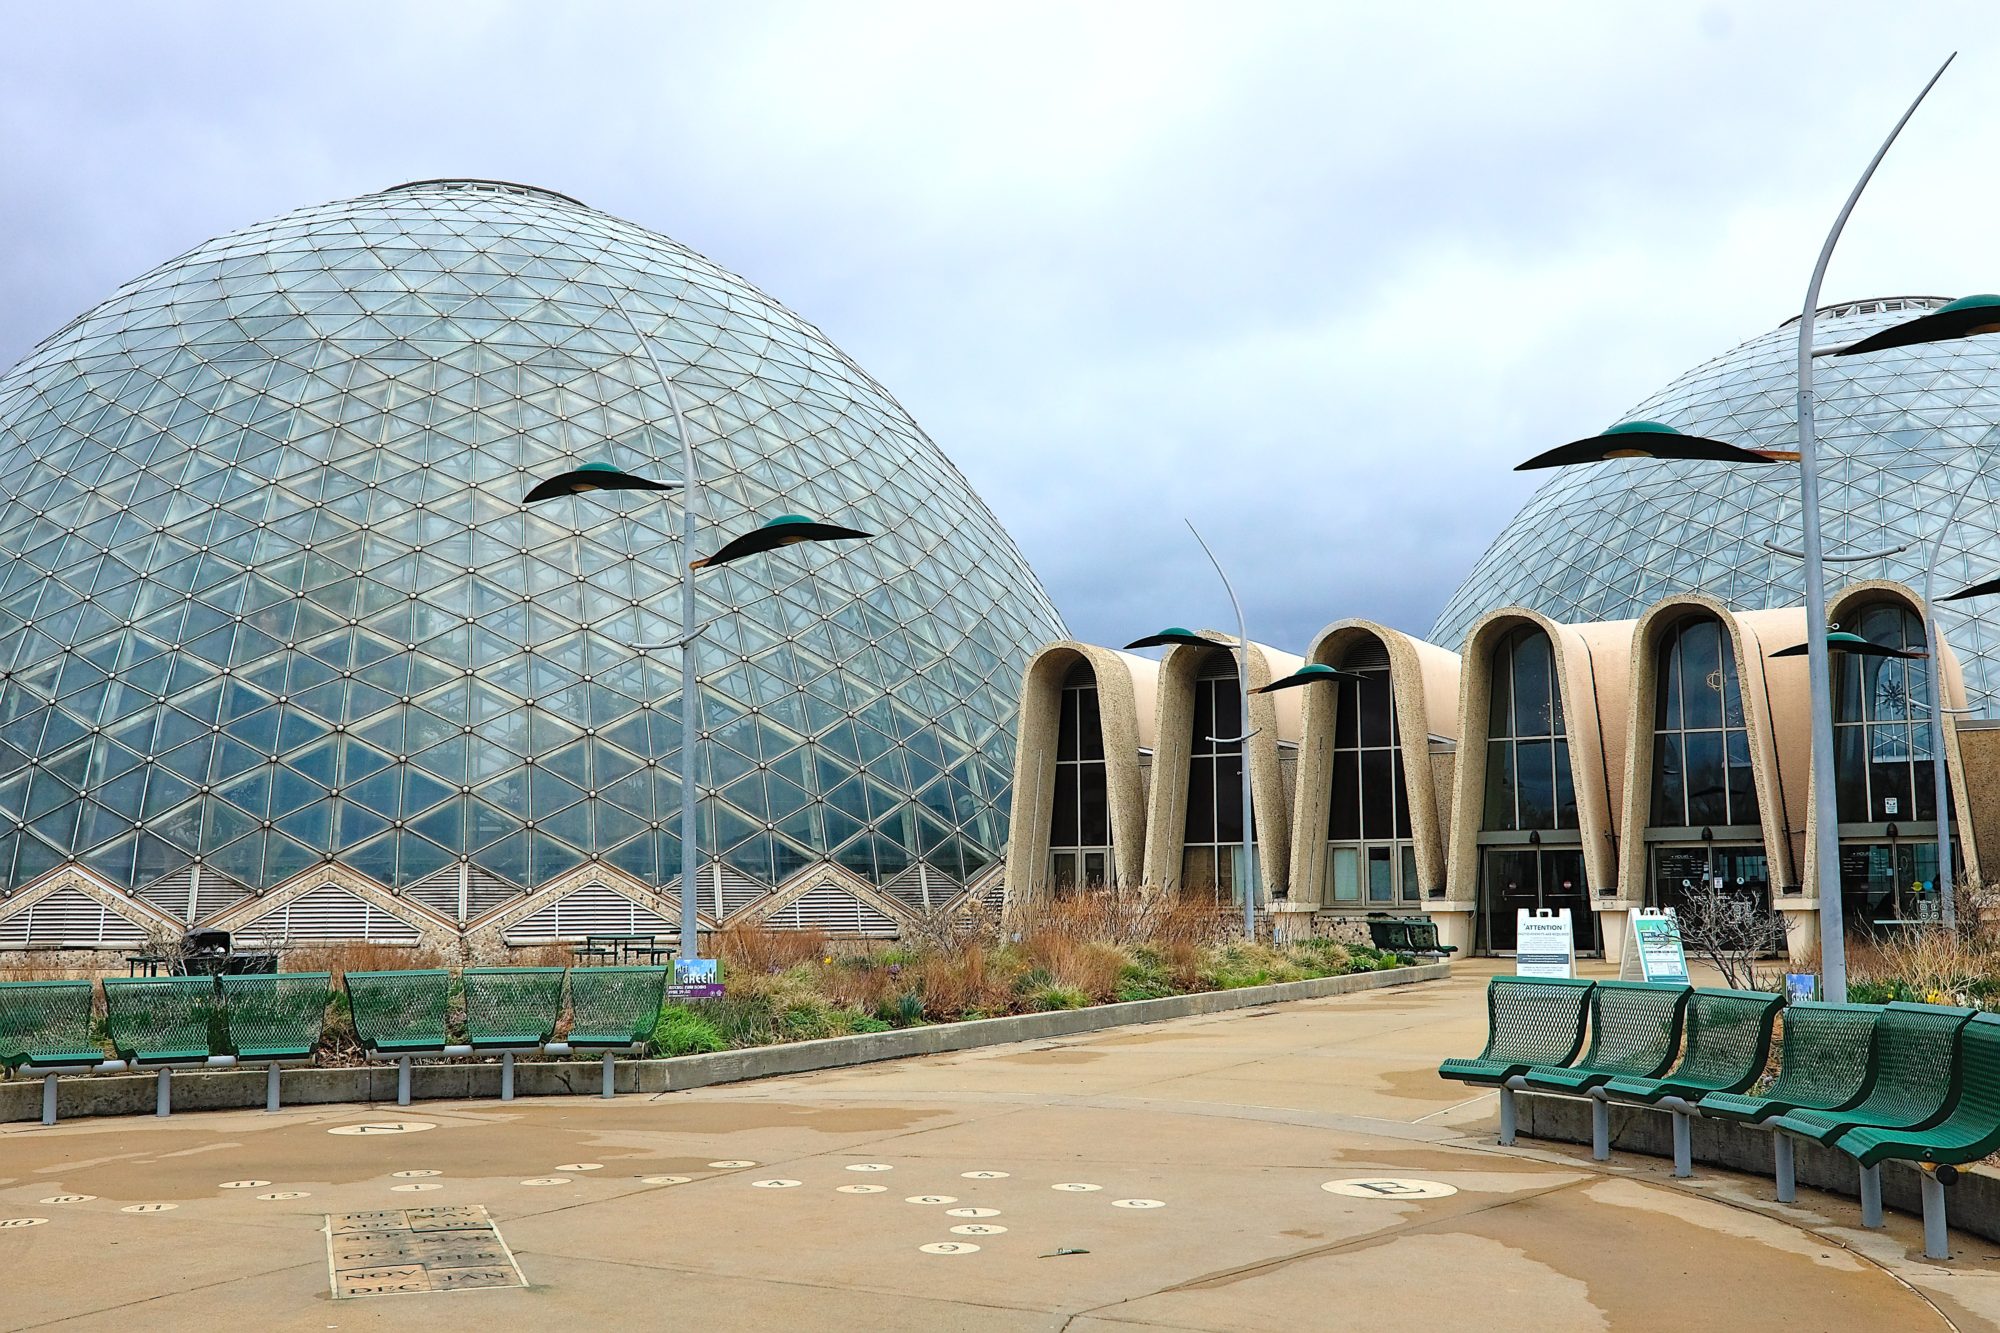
[1652,845,1770,917]
[1479,846,1597,953]
[1840,842,1940,934]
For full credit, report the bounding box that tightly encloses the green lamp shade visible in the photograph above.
[523,460,680,503]
[1123,628,1225,651]
[1516,421,1796,471]
[690,514,871,570]
[1944,573,2000,603]
[1836,294,2000,356]
[1771,630,1926,660]
[1253,663,1370,694]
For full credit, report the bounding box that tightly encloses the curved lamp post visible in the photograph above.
[528,460,870,960]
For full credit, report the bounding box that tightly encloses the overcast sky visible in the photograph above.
[3,3,1998,653]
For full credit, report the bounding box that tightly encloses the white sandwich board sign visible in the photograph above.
[1514,908,1575,979]
[1619,908,1689,984]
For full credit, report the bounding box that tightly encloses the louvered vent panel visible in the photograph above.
[236,885,421,944]
[403,866,464,923]
[0,887,152,947]
[1337,640,1392,673]
[138,866,199,923]
[881,865,929,913]
[713,864,769,920]
[770,883,898,937]
[506,883,673,942]
[193,868,251,923]
[466,866,522,919]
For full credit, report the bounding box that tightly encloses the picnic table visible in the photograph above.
[582,933,672,965]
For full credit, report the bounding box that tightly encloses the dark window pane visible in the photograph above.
[1400,844,1420,901]
[1835,653,1864,726]
[1393,748,1412,839]
[1685,729,1727,826]
[1657,632,1681,729]
[1329,747,1360,840]
[1214,754,1245,843]
[1872,747,1913,822]
[1360,747,1393,839]
[1488,645,1513,740]
[1366,845,1394,902]
[1681,620,1722,730]
[1516,739,1554,829]
[1915,748,1939,821]
[1051,765,1079,847]
[1058,686,1080,761]
[1079,762,1109,844]
[1078,687,1104,760]
[1512,633,1553,739]
[1554,739,1577,829]
[1726,728,1756,826]
[1332,678,1359,749]
[1185,756,1216,843]
[1358,673,1393,747]
[1652,732,1685,827]
[1835,723,1869,822]
[1484,739,1516,831]
[1720,632,1745,729]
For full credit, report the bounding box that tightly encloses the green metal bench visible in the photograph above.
[1601,987,1782,1177]
[1833,1012,2000,1259]
[103,975,227,1117]
[220,972,332,1112]
[1521,980,1691,1160]
[1438,975,1594,1144]
[344,969,453,1107]
[1364,915,1459,959]
[463,966,567,1101]
[1767,1000,1974,1228]
[0,979,108,1125]
[567,965,669,1098]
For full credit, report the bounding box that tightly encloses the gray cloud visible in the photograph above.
[2,2,1996,658]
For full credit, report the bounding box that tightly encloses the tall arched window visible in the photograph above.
[1324,640,1417,905]
[1049,661,1110,889]
[1181,657,1245,899]
[1835,602,1934,823]
[1650,617,1754,828]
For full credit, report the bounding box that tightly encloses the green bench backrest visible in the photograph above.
[1365,918,1400,950]
[1671,988,1783,1091]
[1478,976,1594,1067]
[1943,1013,2000,1137]
[103,975,224,1064]
[567,965,669,1047]
[1763,1001,1881,1107]
[344,969,452,1051]
[220,973,332,1061]
[1852,1001,1974,1123]
[0,979,101,1069]
[1405,921,1443,952]
[1578,980,1689,1078]
[463,967,566,1046]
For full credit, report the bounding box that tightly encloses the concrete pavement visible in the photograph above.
[2,961,1996,1330]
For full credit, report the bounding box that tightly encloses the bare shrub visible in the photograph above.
[280,941,449,984]
[1673,884,1788,992]
[716,923,830,974]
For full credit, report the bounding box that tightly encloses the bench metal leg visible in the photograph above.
[155,1067,171,1118]
[1590,1095,1610,1161]
[501,1051,515,1102]
[41,1073,57,1126]
[1671,1110,1692,1178]
[1921,1170,1949,1260]
[601,1051,615,1099]
[266,1062,281,1113]
[1859,1162,1883,1228]
[397,1056,412,1108]
[1774,1133,1796,1203]
[1497,1086,1517,1145]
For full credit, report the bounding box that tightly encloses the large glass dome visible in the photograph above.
[1433,296,2000,705]
[0,179,1064,909]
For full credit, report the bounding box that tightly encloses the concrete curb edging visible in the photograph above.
[1519,1090,2000,1246]
[0,961,1450,1125]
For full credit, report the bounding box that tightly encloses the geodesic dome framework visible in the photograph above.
[1434,297,2000,704]
[0,179,1064,939]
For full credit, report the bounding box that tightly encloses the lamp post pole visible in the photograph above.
[1920,492,1976,930]
[1793,55,1952,1002]
[1185,521,1259,939]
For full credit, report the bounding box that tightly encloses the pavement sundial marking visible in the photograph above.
[258,1192,311,1201]
[707,1160,757,1169]
[905,1195,957,1205]
[920,1242,979,1255]
[38,1195,92,1204]
[219,1180,271,1189]
[391,1170,442,1178]
[950,1224,1007,1236]
[555,1163,602,1172]
[325,1203,527,1299]
[1112,1199,1165,1209]
[392,1183,443,1193]
[121,1203,178,1213]
[519,1177,572,1187]
[845,1163,894,1172]
[1051,1183,1102,1192]
[1320,1177,1458,1200]
[960,1171,1009,1179]
[330,1122,436,1136]
[0,1218,49,1228]
[752,1179,802,1189]
[944,1207,1000,1218]
[836,1185,887,1194]
[639,1176,691,1186]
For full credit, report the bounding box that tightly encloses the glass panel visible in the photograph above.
[1511,632,1552,738]
[1329,846,1359,902]
[1359,748,1393,840]
[1685,730,1728,826]
[1366,846,1394,902]
[1681,620,1722,730]
[1653,733,1686,827]
[1516,740,1554,830]
[1400,844,1420,901]
[1483,739,1515,832]
[1051,765,1079,848]
[1329,748,1360,840]
[1726,729,1756,825]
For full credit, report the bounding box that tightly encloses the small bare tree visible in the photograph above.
[1673,883,1788,992]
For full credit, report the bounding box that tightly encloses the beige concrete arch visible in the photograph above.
[1794,579,1982,896]
[1003,640,1155,897]
[1140,635,1301,894]
[1287,619,1461,908]
[1615,595,1797,903]
[1446,607,1631,922]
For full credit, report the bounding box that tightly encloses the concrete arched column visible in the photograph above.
[1140,636,1299,895]
[1287,619,1460,909]
[1002,641,1153,900]
[1614,596,1797,908]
